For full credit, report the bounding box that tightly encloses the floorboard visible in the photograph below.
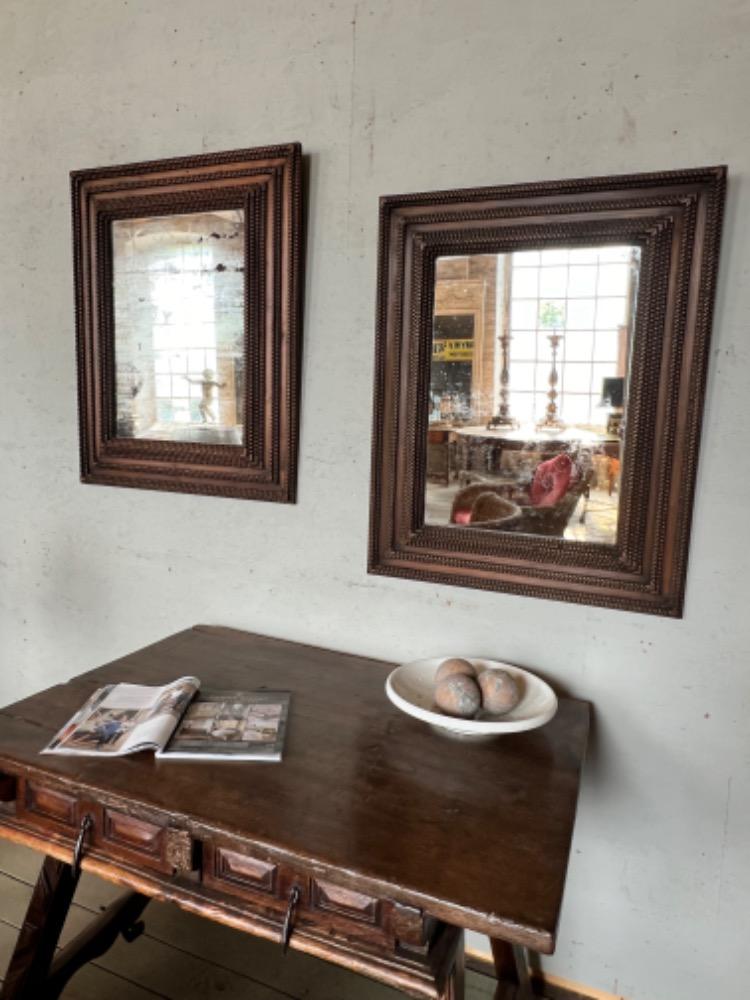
[0,841,495,999]
[0,919,166,999]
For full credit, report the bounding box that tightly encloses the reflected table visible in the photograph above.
[454,425,621,481]
[0,626,589,1000]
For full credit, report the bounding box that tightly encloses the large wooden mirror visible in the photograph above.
[73,144,303,501]
[369,167,726,616]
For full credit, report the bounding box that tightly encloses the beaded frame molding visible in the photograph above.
[368,166,727,616]
[72,143,303,502]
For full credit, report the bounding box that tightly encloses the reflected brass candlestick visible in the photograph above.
[537,332,566,431]
[486,331,517,430]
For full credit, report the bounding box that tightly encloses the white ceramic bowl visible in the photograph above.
[385,657,558,737]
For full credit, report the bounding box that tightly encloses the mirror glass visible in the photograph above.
[425,245,640,545]
[112,210,245,445]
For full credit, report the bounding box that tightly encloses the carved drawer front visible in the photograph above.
[204,843,279,898]
[94,808,191,875]
[19,780,78,832]
[202,839,431,952]
[310,878,380,925]
[203,843,384,941]
[97,809,164,866]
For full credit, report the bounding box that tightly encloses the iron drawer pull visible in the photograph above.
[72,814,93,877]
[281,885,300,953]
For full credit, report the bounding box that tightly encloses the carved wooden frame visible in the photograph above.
[369,167,727,616]
[72,143,303,501]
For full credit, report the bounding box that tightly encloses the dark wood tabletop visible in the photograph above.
[0,625,589,955]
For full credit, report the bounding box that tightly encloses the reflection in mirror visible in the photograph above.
[113,210,245,445]
[425,246,640,545]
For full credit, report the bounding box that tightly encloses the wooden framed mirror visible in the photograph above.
[73,143,303,501]
[368,167,726,616]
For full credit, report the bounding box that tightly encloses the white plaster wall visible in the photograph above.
[1,2,748,998]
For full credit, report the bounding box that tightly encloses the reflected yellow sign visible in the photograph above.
[432,338,474,361]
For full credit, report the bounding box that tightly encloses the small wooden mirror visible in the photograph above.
[369,167,726,616]
[73,144,303,501]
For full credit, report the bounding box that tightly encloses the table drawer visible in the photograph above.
[14,778,193,875]
[21,781,78,832]
[310,878,381,926]
[92,806,177,874]
[207,843,279,895]
[202,838,431,951]
[18,779,80,832]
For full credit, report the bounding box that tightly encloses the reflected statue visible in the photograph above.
[183,369,227,424]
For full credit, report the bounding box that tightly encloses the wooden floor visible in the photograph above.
[0,841,496,999]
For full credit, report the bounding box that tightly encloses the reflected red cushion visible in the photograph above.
[529,453,573,507]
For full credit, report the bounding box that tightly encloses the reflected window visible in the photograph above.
[508,246,637,427]
[112,210,245,445]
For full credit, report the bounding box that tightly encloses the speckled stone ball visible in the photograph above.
[434,674,482,718]
[478,669,521,715]
[435,657,476,684]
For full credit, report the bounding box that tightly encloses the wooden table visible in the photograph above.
[0,626,589,1000]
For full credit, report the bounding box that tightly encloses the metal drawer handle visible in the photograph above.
[72,813,93,877]
[281,885,300,953]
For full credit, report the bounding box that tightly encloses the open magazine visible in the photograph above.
[42,677,290,762]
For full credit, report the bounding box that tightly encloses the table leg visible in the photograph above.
[44,890,151,998]
[0,855,80,999]
[0,851,151,1000]
[491,939,535,1000]
[440,930,465,1000]
[458,437,469,483]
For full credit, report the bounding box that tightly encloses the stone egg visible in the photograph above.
[434,674,482,718]
[477,669,521,715]
[435,657,476,684]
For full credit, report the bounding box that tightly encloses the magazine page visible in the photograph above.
[42,676,200,756]
[158,690,290,761]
